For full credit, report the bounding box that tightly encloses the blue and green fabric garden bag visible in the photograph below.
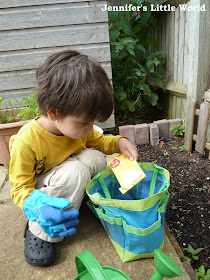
[86,162,170,262]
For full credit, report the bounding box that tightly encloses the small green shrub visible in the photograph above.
[0,94,40,124]
[18,94,40,121]
[183,245,204,262]
[170,124,185,139]
[195,266,210,280]
[108,0,166,116]
[179,145,186,151]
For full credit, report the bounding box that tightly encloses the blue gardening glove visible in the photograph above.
[39,205,79,238]
[23,190,79,238]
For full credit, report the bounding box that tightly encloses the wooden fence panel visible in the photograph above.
[0,23,109,52]
[0,44,111,72]
[0,0,96,8]
[0,0,115,129]
[0,2,107,31]
[195,102,210,154]
[0,63,112,92]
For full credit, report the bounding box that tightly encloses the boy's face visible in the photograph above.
[55,113,94,139]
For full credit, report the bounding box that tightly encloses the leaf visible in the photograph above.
[120,37,135,43]
[116,44,124,52]
[127,49,135,56]
[136,96,142,108]
[155,77,165,90]
[146,59,155,72]
[194,248,204,255]
[109,29,120,42]
[135,70,143,77]
[119,19,132,36]
[140,3,151,23]
[136,44,146,52]
[156,0,162,5]
[22,97,31,104]
[108,11,123,24]
[144,92,158,106]
[148,37,158,48]
[136,0,144,5]
[150,15,158,29]
[125,100,136,112]
[153,57,160,66]
[0,97,4,106]
[115,87,127,101]
[140,83,151,95]
[5,115,15,123]
[183,256,191,262]
[132,24,142,34]
[186,244,194,254]
[126,43,136,50]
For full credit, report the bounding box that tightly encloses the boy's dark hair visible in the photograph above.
[36,50,113,122]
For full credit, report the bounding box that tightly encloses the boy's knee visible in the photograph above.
[77,149,107,177]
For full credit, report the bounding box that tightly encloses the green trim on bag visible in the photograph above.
[95,207,162,237]
[110,173,115,198]
[109,237,164,262]
[156,194,169,214]
[94,173,111,199]
[136,183,139,200]
[86,163,170,212]
[149,165,163,197]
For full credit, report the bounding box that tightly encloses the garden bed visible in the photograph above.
[137,139,209,271]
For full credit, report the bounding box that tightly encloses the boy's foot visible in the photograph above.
[24,222,56,266]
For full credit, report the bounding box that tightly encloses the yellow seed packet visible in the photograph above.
[109,154,146,194]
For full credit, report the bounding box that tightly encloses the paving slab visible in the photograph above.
[0,164,191,280]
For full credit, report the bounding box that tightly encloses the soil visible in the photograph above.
[136,139,210,271]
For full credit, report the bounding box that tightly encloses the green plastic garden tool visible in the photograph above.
[73,249,183,280]
[149,249,183,279]
[73,250,131,280]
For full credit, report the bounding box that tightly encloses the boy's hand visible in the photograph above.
[118,137,139,161]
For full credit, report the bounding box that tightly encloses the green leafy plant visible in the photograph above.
[0,97,17,123]
[183,245,204,262]
[5,114,16,123]
[0,94,40,124]
[108,0,166,115]
[197,186,208,192]
[179,145,186,151]
[0,97,4,124]
[195,265,210,280]
[170,124,185,139]
[18,94,40,121]
[174,229,181,238]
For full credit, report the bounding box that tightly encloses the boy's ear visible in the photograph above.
[47,108,58,121]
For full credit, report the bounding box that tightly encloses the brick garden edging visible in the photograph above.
[119,118,183,146]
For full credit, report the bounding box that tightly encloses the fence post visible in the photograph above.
[195,102,210,154]
[184,98,196,152]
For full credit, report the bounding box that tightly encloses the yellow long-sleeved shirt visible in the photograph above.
[9,119,122,209]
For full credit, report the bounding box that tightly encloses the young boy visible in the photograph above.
[9,50,138,266]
